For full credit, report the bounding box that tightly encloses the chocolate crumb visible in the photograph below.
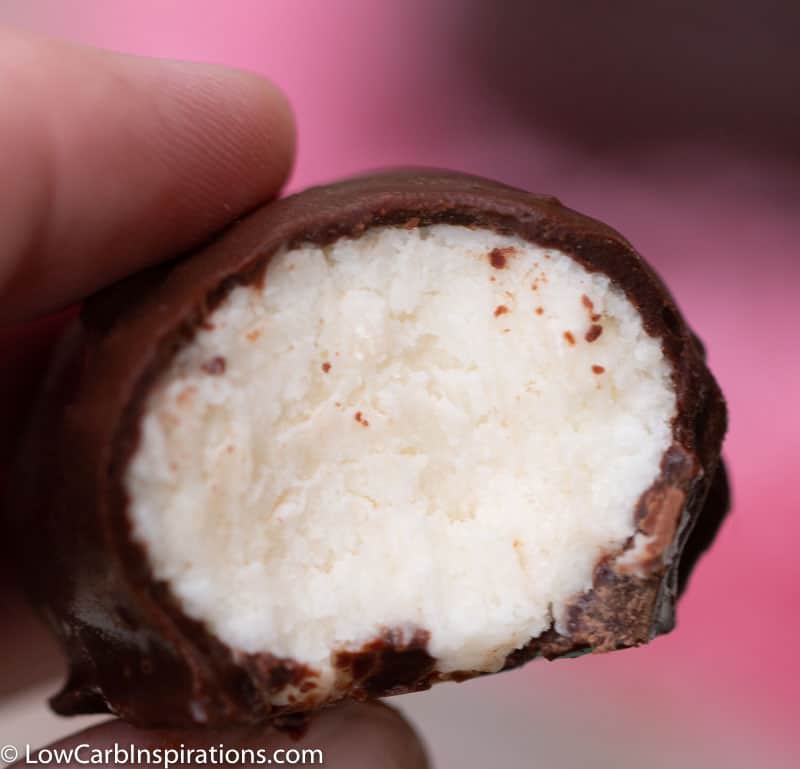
[591,313,601,322]
[535,307,544,315]
[494,305,509,317]
[592,365,605,374]
[582,295,594,311]
[322,362,331,373]
[585,324,603,343]
[246,329,262,342]
[355,411,369,427]
[201,356,226,375]
[489,247,515,269]
[334,629,434,697]
[564,331,576,345]
[404,217,421,229]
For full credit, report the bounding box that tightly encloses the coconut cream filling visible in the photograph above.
[126,224,676,695]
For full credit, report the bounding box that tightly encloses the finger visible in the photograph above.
[10,702,430,769]
[0,26,296,323]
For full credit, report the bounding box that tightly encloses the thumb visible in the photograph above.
[10,702,430,768]
[0,25,296,323]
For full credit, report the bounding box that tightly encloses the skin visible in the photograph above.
[0,26,428,769]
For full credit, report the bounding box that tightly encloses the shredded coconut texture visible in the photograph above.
[127,224,676,697]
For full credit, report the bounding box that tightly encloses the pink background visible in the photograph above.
[1,2,798,767]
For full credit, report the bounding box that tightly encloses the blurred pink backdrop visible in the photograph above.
[2,2,798,767]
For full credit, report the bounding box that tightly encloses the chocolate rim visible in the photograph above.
[11,170,728,726]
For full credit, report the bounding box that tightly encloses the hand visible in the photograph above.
[0,26,428,768]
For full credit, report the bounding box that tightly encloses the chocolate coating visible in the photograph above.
[9,170,729,726]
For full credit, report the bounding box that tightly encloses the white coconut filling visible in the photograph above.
[127,224,675,696]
